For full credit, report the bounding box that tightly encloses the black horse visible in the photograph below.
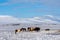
[34,27,40,32]
[20,28,26,31]
[45,29,50,31]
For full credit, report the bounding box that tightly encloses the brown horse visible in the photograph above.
[28,27,40,32]
[28,27,34,31]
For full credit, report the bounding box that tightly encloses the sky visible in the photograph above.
[0,0,60,18]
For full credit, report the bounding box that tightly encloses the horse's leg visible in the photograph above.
[15,30,18,34]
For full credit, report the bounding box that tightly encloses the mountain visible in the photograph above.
[0,15,60,30]
[0,15,60,24]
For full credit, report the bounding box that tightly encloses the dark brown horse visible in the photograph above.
[33,27,40,32]
[28,27,40,32]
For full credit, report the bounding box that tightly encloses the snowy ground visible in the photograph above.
[0,31,60,40]
[0,25,60,40]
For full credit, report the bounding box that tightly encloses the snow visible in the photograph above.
[0,15,60,40]
[0,31,60,40]
[0,24,60,40]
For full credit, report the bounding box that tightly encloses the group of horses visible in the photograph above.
[15,27,40,34]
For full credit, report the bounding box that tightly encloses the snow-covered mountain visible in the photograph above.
[0,15,60,30]
[0,15,60,25]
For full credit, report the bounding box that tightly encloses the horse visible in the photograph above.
[33,27,40,32]
[15,29,21,34]
[15,28,26,34]
[45,29,50,31]
[28,27,40,32]
[28,27,34,31]
[20,28,26,31]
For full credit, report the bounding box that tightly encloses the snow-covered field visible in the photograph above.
[0,24,60,40]
[0,31,60,40]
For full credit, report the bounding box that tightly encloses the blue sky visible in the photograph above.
[0,0,60,18]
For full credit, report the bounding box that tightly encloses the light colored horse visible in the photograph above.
[15,28,26,34]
